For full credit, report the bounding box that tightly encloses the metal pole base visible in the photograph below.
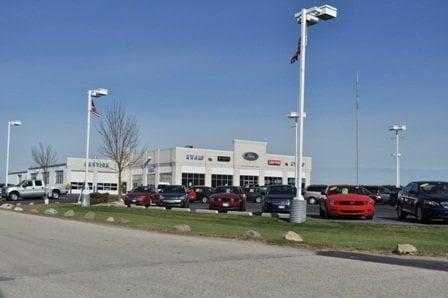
[290,199,307,223]
[81,192,90,207]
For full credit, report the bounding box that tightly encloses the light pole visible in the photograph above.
[5,120,22,186]
[81,88,108,207]
[290,4,337,223]
[389,125,406,188]
[287,112,300,188]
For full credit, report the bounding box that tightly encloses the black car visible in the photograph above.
[262,185,296,213]
[242,185,264,203]
[191,186,214,203]
[396,181,448,223]
[155,185,189,209]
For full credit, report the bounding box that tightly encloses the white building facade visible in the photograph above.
[8,158,130,195]
[131,139,312,189]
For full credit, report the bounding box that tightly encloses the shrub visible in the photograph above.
[90,192,110,205]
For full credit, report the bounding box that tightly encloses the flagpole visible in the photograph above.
[355,71,359,185]
[82,90,92,206]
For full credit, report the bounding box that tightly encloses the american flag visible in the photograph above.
[90,100,100,117]
[290,38,301,64]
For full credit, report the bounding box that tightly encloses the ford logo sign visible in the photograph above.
[243,152,259,161]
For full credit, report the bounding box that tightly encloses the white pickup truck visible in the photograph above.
[1,180,68,201]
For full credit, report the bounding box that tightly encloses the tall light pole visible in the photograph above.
[290,4,337,224]
[355,71,360,185]
[81,88,108,207]
[287,112,300,188]
[5,120,22,186]
[389,125,406,188]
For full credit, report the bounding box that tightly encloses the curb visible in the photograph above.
[171,208,191,212]
[146,206,166,211]
[227,211,253,216]
[196,209,218,214]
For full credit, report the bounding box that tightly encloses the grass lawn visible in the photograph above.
[9,204,448,257]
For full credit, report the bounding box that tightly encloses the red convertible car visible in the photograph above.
[124,186,158,207]
[209,186,246,212]
[319,185,375,219]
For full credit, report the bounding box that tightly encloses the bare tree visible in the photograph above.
[31,143,58,203]
[97,101,144,200]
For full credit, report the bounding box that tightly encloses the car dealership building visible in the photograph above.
[131,139,312,189]
[8,139,312,194]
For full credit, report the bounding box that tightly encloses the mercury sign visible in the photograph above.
[267,159,281,166]
[242,152,259,161]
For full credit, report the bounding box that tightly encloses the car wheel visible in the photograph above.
[397,204,407,219]
[416,205,428,223]
[308,197,317,205]
[51,190,60,199]
[202,197,208,203]
[126,204,131,208]
[319,205,326,217]
[9,192,20,201]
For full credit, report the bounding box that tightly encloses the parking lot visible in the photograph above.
[4,194,447,227]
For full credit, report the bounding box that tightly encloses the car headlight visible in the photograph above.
[423,200,439,206]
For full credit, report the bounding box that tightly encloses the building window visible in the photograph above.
[265,177,282,186]
[182,173,205,187]
[211,174,233,188]
[159,173,172,184]
[31,173,37,181]
[288,178,295,186]
[55,171,64,184]
[71,182,92,190]
[240,175,258,187]
[96,183,118,191]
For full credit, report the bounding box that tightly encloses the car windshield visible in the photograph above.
[418,182,448,194]
[327,185,366,195]
[132,186,154,193]
[215,186,241,194]
[267,186,296,195]
[159,186,184,193]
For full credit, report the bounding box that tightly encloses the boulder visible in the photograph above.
[395,244,418,255]
[284,231,303,243]
[0,203,14,210]
[64,210,75,217]
[84,211,96,220]
[44,208,58,215]
[175,224,191,233]
[30,208,39,214]
[106,217,115,223]
[240,230,262,239]
[29,202,34,206]
[16,202,21,206]
[118,218,130,224]
[13,207,23,212]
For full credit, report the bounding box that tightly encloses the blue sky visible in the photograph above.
[1,0,447,185]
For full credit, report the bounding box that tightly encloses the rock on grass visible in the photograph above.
[175,224,191,233]
[84,211,96,220]
[44,208,58,215]
[240,230,262,239]
[284,231,303,243]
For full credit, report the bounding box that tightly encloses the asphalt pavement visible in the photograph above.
[0,211,447,297]
[2,194,447,227]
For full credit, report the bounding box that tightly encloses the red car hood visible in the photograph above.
[327,194,371,202]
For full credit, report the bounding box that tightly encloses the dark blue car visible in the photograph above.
[262,185,296,213]
[396,181,448,223]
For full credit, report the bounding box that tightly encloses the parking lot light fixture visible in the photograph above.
[388,125,406,188]
[81,88,108,207]
[290,4,337,224]
[5,120,22,186]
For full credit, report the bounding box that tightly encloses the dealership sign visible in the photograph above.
[186,154,204,161]
[267,159,281,166]
[242,152,259,161]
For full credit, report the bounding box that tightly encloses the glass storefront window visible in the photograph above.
[211,174,233,188]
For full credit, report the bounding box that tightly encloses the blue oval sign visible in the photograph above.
[243,152,259,161]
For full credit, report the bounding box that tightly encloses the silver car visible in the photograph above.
[303,184,327,204]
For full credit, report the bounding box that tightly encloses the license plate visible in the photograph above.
[278,205,285,209]
[223,203,229,207]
